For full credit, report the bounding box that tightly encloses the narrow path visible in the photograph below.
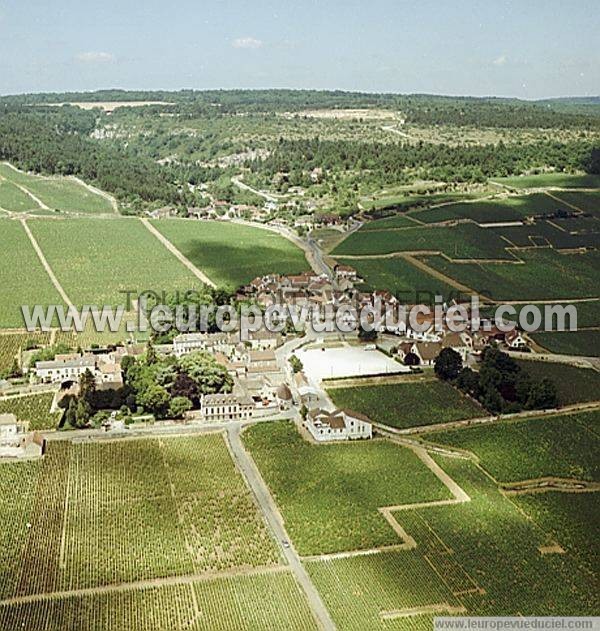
[140,218,216,288]
[400,253,479,296]
[20,218,75,310]
[231,175,280,203]
[70,176,119,213]
[13,181,48,211]
[227,425,336,631]
[0,565,290,608]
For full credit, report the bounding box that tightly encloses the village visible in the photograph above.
[1,263,532,460]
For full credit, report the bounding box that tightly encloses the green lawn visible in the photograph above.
[150,219,308,288]
[530,330,600,356]
[516,359,600,405]
[327,379,483,429]
[29,217,201,307]
[0,219,64,328]
[426,410,599,482]
[242,421,452,555]
[422,249,600,301]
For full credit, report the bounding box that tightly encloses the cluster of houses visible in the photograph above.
[33,345,146,387]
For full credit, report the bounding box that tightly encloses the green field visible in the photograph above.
[307,457,598,628]
[0,571,317,631]
[0,219,64,328]
[333,223,513,259]
[422,249,600,301]
[515,359,600,405]
[513,492,599,576]
[359,214,420,230]
[0,392,60,431]
[494,219,599,249]
[0,331,51,373]
[338,255,461,302]
[530,330,600,356]
[494,173,600,189]
[327,379,483,429]
[553,190,600,217]
[29,217,201,307]
[413,193,569,224]
[0,179,39,212]
[150,219,308,288]
[242,421,451,555]
[426,410,599,482]
[0,435,279,600]
[0,163,115,214]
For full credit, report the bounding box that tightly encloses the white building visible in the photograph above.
[200,393,254,422]
[35,354,96,384]
[0,413,23,440]
[304,408,372,442]
[172,332,235,357]
[0,413,40,459]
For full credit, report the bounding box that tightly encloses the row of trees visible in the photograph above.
[434,347,558,414]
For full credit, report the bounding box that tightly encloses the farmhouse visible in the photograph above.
[247,349,279,374]
[200,393,254,422]
[304,408,373,442]
[410,341,442,366]
[0,413,42,459]
[506,330,529,350]
[35,354,96,383]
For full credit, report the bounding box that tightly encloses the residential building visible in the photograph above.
[200,393,254,422]
[35,354,96,384]
[304,408,373,442]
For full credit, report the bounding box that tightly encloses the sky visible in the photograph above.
[1,0,598,99]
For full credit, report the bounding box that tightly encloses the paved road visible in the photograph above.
[227,425,336,631]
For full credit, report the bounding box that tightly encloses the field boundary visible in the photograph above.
[20,218,75,311]
[140,218,217,288]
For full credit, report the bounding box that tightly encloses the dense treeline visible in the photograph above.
[2,89,599,128]
[0,108,221,208]
[250,137,600,183]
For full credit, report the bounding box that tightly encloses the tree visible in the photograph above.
[137,384,170,418]
[434,348,463,381]
[456,368,479,397]
[525,378,558,410]
[171,372,199,405]
[65,398,77,428]
[75,397,92,428]
[79,368,96,403]
[403,352,420,366]
[289,355,303,373]
[169,396,193,419]
[357,324,377,343]
[179,352,232,394]
[146,339,157,365]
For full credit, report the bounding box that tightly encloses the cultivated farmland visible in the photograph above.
[412,193,569,224]
[0,331,51,373]
[530,330,600,356]
[242,421,451,555]
[338,255,461,302]
[28,217,201,307]
[0,219,64,328]
[421,249,600,301]
[0,163,115,214]
[0,392,60,431]
[426,410,599,482]
[150,219,308,288]
[0,179,39,212]
[494,173,600,189]
[327,379,483,430]
[0,434,280,600]
[515,360,600,405]
[0,571,317,631]
[333,223,513,259]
